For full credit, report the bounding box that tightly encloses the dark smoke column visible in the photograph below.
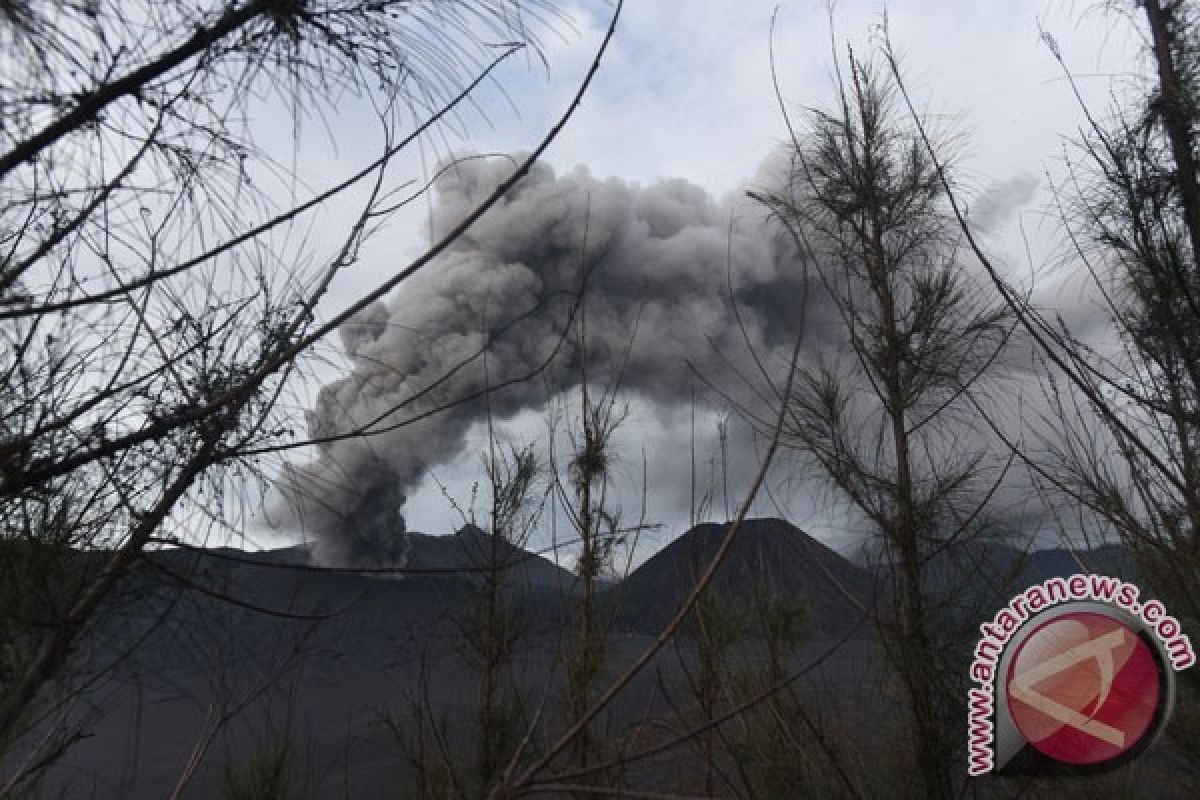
[276,151,805,568]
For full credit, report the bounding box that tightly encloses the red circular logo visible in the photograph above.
[1005,612,1162,765]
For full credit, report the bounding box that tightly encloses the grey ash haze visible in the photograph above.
[274,148,1082,568]
[276,152,818,566]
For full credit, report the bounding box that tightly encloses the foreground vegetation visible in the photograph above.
[2,0,1199,797]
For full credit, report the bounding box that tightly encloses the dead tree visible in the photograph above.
[754,52,1013,800]
[0,0,620,785]
[882,0,1200,781]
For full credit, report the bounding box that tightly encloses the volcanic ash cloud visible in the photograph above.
[277,153,811,567]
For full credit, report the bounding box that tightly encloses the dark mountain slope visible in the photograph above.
[403,524,577,592]
[612,518,874,637]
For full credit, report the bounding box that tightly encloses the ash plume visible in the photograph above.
[273,149,1081,568]
[276,152,815,567]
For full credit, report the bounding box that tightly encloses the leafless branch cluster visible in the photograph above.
[0,0,614,786]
